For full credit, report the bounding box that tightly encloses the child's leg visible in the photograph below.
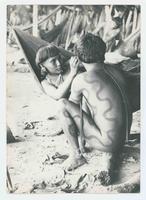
[58,98,124,185]
[58,99,86,170]
[58,99,117,153]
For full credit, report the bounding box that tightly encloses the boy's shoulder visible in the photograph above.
[74,72,88,82]
[72,72,87,89]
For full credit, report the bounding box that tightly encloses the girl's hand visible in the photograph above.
[69,56,79,76]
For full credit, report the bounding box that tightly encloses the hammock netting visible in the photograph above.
[40,17,68,43]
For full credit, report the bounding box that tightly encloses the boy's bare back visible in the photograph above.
[70,65,129,141]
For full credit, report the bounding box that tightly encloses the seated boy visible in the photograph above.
[58,33,132,185]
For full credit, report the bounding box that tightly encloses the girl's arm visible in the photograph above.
[41,72,76,100]
[41,56,79,100]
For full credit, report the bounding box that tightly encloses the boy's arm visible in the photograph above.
[69,74,83,104]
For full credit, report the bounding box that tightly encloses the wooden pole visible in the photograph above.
[22,6,62,31]
[7,167,13,192]
[132,8,138,33]
[32,5,38,36]
[65,6,76,50]
[124,28,140,43]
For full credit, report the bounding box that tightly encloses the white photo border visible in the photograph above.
[0,0,146,200]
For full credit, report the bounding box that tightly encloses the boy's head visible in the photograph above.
[74,33,106,63]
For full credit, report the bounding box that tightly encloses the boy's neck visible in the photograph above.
[83,62,104,72]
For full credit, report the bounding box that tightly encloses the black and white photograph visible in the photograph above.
[1,0,144,197]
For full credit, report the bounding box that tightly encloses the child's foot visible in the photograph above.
[63,155,87,171]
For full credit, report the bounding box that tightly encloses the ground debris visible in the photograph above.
[24,122,35,130]
[30,181,47,193]
[29,167,65,193]
[52,152,68,161]
[42,152,69,165]
[60,173,95,193]
[24,119,63,136]
[61,173,87,193]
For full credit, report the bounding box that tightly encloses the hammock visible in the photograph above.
[40,17,68,43]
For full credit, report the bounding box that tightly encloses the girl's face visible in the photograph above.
[41,55,63,75]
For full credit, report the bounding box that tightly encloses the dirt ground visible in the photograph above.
[6,47,140,194]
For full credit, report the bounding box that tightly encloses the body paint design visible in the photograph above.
[73,114,80,121]
[82,89,98,120]
[83,75,122,146]
[62,109,80,137]
[68,124,78,137]
[62,73,126,150]
[85,134,112,149]
[63,110,70,118]
[61,98,68,105]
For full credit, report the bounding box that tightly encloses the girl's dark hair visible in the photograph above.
[35,44,59,66]
[35,44,59,81]
[74,33,106,63]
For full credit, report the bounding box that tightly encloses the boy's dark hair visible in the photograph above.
[74,33,106,63]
